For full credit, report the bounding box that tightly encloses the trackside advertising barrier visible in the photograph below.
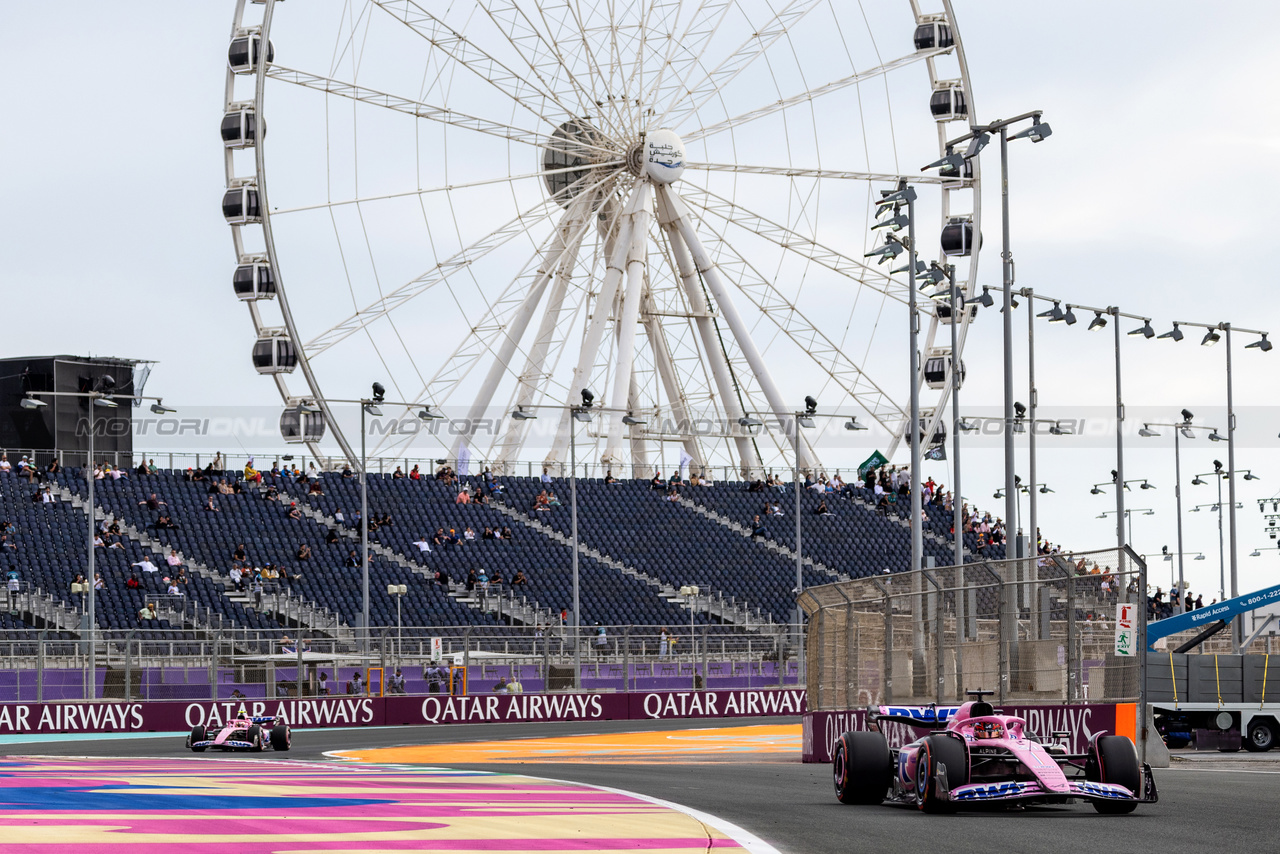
[0,688,807,734]
[802,703,1137,763]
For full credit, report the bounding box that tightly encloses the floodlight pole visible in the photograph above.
[1113,308,1126,568]
[86,412,95,699]
[1026,286,1037,560]
[907,191,923,579]
[948,265,963,570]
[793,414,803,633]
[1225,324,1240,650]
[360,401,369,660]
[570,410,581,691]
[998,128,1018,559]
[1174,425,1186,614]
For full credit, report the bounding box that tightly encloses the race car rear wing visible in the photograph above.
[869,705,959,730]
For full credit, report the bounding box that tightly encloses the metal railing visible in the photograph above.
[0,623,804,703]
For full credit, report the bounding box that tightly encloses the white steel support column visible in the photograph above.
[625,369,650,476]
[662,185,818,471]
[452,200,592,461]
[639,289,704,474]
[548,178,647,465]
[604,183,653,465]
[494,222,588,468]
[655,187,759,476]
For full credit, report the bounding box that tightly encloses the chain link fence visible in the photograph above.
[799,547,1147,710]
[0,623,802,703]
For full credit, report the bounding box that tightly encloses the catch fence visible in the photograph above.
[799,547,1148,710]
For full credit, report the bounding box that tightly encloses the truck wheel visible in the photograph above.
[833,731,891,805]
[247,724,264,752]
[917,735,967,814]
[269,724,291,752]
[1246,719,1276,752]
[188,725,207,753]
[1087,735,1140,814]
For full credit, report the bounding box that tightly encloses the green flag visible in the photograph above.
[858,450,889,479]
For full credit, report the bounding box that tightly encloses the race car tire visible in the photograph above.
[832,731,891,805]
[917,735,967,814]
[1245,719,1276,752]
[1087,735,1140,814]
[247,724,264,752]
[188,725,207,753]
[269,724,291,752]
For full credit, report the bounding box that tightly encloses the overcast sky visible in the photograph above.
[2,1,1278,596]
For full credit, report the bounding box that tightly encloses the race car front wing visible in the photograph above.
[939,763,1159,805]
[190,739,257,750]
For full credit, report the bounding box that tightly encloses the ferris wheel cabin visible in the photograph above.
[221,106,262,150]
[222,183,262,226]
[228,32,273,75]
[233,257,275,301]
[941,217,980,257]
[929,81,968,122]
[252,334,297,375]
[280,402,326,445]
[913,20,955,51]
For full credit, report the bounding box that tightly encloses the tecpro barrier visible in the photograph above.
[0,688,807,734]
[802,702,1136,763]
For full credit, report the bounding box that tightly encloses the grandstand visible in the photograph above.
[0,462,1016,642]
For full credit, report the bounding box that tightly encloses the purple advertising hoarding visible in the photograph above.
[0,688,808,735]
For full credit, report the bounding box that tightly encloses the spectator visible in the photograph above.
[318,672,329,695]
[139,493,167,511]
[287,503,302,521]
[750,515,767,538]
[6,569,20,611]
[126,572,141,591]
[296,543,312,561]
[814,500,831,516]
[456,487,471,505]
[659,627,670,659]
[334,508,345,525]
[410,464,421,480]
[500,526,514,540]
[167,549,183,568]
[0,454,9,473]
[230,564,244,591]
[345,551,360,569]
[347,671,364,695]
[541,467,552,485]
[595,624,608,656]
[388,668,406,694]
[138,602,157,621]
[204,495,219,513]
[493,676,509,693]
[393,466,405,480]
[511,570,527,587]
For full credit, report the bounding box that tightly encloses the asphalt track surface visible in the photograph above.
[13,716,1279,854]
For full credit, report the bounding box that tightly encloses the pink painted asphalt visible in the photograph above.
[0,756,758,852]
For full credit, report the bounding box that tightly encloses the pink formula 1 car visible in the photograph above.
[187,713,291,753]
[833,696,1157,814]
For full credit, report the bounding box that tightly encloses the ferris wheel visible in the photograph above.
[222,0,982,476]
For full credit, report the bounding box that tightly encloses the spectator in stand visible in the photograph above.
[0,454,10,474]
[345,551,359,569]
[132,557,159,574]
[230,564,244,591]
[167,549,182,569]
[751,515,767,538]
[296,543,312,561]
[334,508,345,525]
[511,570,527,587]
[541,467,552,485]
[456,486,471,505]
[814,499,832,516]
[340,464,352,479]
[124,571,139,590]
[409,464,421,480]
[393,466,405,479]
[244,459,262,483]
[325,528,340,544]
[464,526,476,543]
[650,470,665,490]
[287,503,302,521]
[309,479,324,495]
[481,526,495,540]
[204,495,219,513]
[500,525,513,540]
[434,568,450,590]
[138,602,156,622]
[139,493,166,512]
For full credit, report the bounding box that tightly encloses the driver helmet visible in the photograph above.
[973,721,1004,740]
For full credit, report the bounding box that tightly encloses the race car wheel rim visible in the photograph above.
[833,745,846,792]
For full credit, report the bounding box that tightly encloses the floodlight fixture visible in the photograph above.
[1243,471,1260,481]
[418,407,444,421]
[1014,401,1027,418]
[872,212,910,232]
[1129,319,1155,338]
[94,397,119,409]
[363,404,383,417]
[1039,485,1054,494]
[580,388,595,408]
[1181,409,1194,423]
[964,132,991,158]
[1140,481,1156,490]
[844,418,868,431]
[1191,476,1206,486]
[1011,119,1052,142]
[877,181,917,207]
[150,401,176,415]
[572,409,593,423]
[1138,426,1160,438]
[1062,305,1078,325]
[1246,334,1273,351]
[1158,323,1184,342]
[864,239,904,265]
[804,395,818,415]
[371,382,386,403]
[1048,423,1066,435]
[978,288,995,308]
[622,414,647,426]
[922,151,965,174]
[1209,432,1225,442]
[1201,328,1221,347]
[1038,302,1064,322]
[19,397,46,410]
[510,407,536,420]
[1088,312,1108,331]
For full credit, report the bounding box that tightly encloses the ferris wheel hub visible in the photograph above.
[640,129,686,185]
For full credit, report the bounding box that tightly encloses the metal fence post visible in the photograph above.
[623,626,630,692]
[923,570,945,705]
[1067,568,1079,701]
[872,578,892,705]
[36,631,45,704]
[701,622,709,691]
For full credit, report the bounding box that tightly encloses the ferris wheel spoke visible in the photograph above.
[656,0,823,130]
[372,0,591,143]
[683,45,954,143]
[641,0,733,132]
[686,162,955,186]
[304,197,564,357]
[678,184,909,304]
[269,162,625,217]
[477,0,628,141]
[667,187,907,433]
[265,65,615,159]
